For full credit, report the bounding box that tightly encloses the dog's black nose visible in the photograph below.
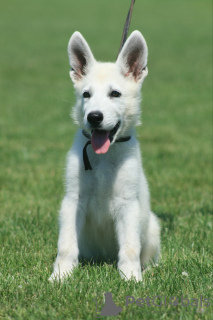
[87,111,103,126]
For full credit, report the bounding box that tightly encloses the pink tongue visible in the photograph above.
[91,130,110,154]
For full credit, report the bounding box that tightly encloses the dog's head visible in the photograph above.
[68,31,148,154]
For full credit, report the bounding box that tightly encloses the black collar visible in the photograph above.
[82,130,131,170]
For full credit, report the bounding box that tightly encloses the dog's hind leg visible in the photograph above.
[140,212,161,269]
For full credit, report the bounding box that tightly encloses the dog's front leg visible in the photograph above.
[49,196,79,281]
[116,200,142,281]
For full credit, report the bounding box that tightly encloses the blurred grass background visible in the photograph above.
[0,0,212,319]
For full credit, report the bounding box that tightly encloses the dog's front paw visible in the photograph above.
[48,267,74,282]
[49,258,78,282]
[118,262,142,282]
[48,271,64,282]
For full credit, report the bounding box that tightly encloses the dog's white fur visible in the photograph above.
[50,30,160,282]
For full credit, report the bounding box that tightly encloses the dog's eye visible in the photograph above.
[110,90,121,98]
[83,91,91,98]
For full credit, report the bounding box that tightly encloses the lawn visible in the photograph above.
[0,0,212,319]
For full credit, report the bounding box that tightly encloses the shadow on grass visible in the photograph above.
[80,258,117,268]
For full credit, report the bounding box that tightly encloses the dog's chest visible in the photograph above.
[86,164,117,220]
[78,164,119,260]
[79,146,140,221]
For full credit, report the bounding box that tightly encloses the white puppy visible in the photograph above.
[50,30,160,281]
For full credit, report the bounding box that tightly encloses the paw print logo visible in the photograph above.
[93,292,122,317]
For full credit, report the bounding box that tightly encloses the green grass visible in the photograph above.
[0,0,212,319]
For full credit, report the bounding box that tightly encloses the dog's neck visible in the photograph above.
[82,130,131,171]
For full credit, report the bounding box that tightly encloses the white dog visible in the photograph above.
[50,30,160,282]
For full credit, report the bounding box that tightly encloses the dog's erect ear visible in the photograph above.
[68,32,95,82]
[116,30,148,82]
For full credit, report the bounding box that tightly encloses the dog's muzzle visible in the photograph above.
[82,122,131,171]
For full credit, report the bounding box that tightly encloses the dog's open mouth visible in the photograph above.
[91,121,120,154]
